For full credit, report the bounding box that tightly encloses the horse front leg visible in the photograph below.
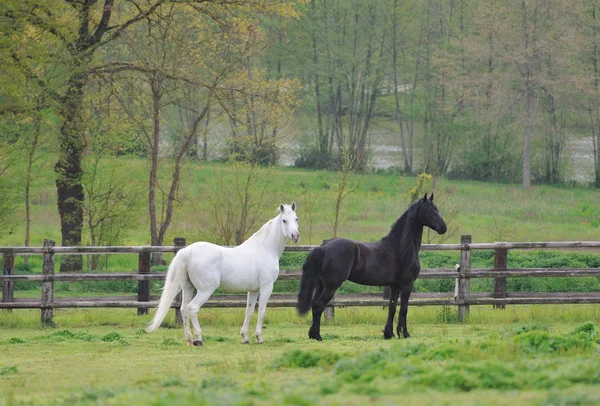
[240,291,259,344]
[383,286,400,340]
[255,283,274,344]
[397,283,414,338]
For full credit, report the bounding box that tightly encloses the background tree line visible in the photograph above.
[1,0,600,270]
[279,0,600,189]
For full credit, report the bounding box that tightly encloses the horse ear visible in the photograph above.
[291,201,296,212]
[422,193,428,201]
[279,203,284,213]
[429,193,434,201]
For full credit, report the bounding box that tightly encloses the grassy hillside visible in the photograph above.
[2,159,600,248]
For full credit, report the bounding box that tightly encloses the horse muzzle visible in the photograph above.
[291,232,300,243]
[437,224,448,234]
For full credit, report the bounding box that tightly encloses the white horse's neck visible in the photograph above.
[242,214,287,258]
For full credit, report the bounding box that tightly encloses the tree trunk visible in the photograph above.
[392,0,410,173]
[55,72,88,272]
[24,103,42,266]
[149,79,162,265]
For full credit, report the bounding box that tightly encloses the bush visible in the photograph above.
[294,145,333,169]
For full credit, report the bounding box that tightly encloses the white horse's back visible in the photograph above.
[184,241,278,292]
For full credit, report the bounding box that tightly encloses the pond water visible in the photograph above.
[279,126,596,184]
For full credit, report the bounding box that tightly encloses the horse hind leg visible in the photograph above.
[180,280,195,346]
[240,291,259,344]
[397,284,414,339]
[309,283,337,342]
[255,284,274,344]
[187,286,217,347]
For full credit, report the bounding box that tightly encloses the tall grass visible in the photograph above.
[2,304,599,330]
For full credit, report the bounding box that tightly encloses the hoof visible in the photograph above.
[241,339,249,344]
[383,328,395,340]
[397,329,410,339]
[192,339,203,347]
[308,326,322,341]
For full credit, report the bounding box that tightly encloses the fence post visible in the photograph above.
[2,252,15,312]
[137,250,151,315]
[493,245,507,309]
[457,234,471,323]
[174,237,186,325]
[41,239,55,326]
[324,295,335,321]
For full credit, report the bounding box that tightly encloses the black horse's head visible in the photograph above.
[415,193,447,234]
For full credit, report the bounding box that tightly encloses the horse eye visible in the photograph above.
[296,218,298,222]
[283,220,287,224]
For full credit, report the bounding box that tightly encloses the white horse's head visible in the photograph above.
[279,202,300,243]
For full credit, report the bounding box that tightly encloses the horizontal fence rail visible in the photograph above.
[2,236,600,324]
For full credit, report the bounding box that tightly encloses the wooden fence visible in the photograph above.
[2,236,600,325]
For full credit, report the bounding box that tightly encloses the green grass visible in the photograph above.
[1,306,600,405]
[2,159,600,248]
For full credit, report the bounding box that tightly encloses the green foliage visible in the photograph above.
[32,329,128,345]
[294,143,334,169]
[408,173,432,203]
[0,365,18,376]
[332,324,600,393]
[271,349,340,369]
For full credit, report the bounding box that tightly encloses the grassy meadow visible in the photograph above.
[1,306,600,405]
[2,159,600,404]
[2,159,600,249]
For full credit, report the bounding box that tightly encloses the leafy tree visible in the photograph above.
[81,78,141,269]
[200,160,277,245]
[1,0,175,271]
[0,0,302,270]
[283,0,389,170]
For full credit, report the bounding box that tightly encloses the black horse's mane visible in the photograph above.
[381,199,425,255]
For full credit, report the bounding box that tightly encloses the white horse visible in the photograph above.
[147,202,300,346]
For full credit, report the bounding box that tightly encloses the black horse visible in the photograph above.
[296,193,447,341]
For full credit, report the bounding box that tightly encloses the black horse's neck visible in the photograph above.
[382,203,424,253]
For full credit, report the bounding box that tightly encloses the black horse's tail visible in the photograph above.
[296,246,325,316]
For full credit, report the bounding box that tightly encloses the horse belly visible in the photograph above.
[218,255,278,292]
[219,272,261,292]
[348,272,394,286]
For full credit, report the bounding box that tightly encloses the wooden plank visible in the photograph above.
[41,239,55,325]
[457,235,471,323]
[9,291,599,304]
[2,267,599,282]
[137,252,151,315]
[3,294,600,309]
[2,253,14,312]
[173,237,186,325]
[2,254,15,295]
[494,247,507,309]
[2,240,600,255]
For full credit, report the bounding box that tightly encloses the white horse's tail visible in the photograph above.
[146,249,187,332]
